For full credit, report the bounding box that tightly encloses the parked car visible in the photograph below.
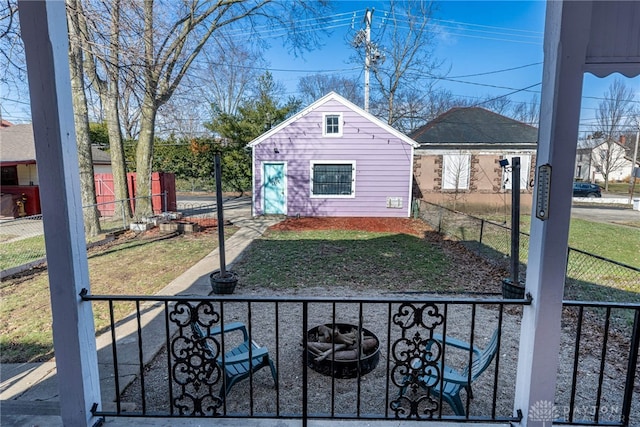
[573,182,602,198]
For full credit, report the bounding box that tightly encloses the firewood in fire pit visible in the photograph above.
[307,337,378,362]
[317,324,357,346]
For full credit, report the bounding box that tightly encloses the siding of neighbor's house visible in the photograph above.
[413,150,536,209]
[253,98,414,217]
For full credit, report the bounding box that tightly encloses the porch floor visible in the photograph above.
[2,413,511,427]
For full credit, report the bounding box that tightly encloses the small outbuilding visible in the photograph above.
[248,92,419,218]
[1,123,112,217]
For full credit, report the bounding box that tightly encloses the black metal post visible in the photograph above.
[215,153,226,276]
[511,157,521,285]
[621,308,640,426]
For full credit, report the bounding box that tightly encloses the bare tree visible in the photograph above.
[592,78,636,190]
[0,0,28,122]
[355,0,442,128]
[202,37,266,115]
[297,73,362,106]
[66,0,101,236]
[129,0,329,215]
[511,94,539,126]
[480,96,512,116]
[73,0,133,220]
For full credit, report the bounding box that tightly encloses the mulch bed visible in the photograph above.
[268,216,431,237]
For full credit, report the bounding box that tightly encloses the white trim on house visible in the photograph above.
[247,92,419,149]
[251,143,257,216]
[407,145,415,217]
[309,160,356,199]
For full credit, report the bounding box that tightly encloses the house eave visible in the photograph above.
[1,160,37,166]
[416,143,538,151]
[246,92,419,149]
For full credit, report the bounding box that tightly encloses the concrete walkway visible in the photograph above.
[0,206,281,427]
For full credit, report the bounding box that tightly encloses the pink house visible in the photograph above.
[248,92,418,218]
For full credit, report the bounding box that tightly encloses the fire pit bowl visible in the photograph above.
[306,323,380,378]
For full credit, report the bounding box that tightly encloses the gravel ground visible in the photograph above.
[119,219,639,424]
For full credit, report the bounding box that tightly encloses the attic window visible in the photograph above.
[323,113,342,137]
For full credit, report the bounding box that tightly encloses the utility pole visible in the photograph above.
[629,126,639,204]
[364,9,373,113]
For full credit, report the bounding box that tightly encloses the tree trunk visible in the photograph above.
[134,94,157,217]
[105,0,132,220]
[67,0,101,237]
[105,91,132,220]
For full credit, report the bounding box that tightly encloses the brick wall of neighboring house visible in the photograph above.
[413,152,535,210]
[422,191,533,210]
[412,155,439,192]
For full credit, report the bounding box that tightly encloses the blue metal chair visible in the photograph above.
[397,328,500,416]
[191,321,278,400]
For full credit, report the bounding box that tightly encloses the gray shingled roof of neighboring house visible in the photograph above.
[0,123,111,165]
[409,107,538,150]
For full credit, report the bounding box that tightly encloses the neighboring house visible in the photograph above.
[574,137,638,183]
[0,123,112,217]
[248,92,419,218]
[409,107,538,208]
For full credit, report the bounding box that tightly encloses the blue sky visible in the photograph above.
[2,1,637,136]
[265,0,639,137]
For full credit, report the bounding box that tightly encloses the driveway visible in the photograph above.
[571,203,640,225]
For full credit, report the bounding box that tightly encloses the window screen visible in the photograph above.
[312,164,353,195]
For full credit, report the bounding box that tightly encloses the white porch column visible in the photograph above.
[18,2,101,426]
[513,1,589,425]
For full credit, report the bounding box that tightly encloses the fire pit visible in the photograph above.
[306,323,380,378]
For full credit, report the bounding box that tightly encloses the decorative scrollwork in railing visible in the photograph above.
[389,303,444,419]
[168,301,223,416]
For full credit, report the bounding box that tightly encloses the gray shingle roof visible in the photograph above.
[409,107,538,149]
[1,123,111,165]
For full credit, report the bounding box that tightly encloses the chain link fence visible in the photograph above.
[0,193,170,277]
[419,200,640,294]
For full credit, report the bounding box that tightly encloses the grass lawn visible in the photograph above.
[0,235,46,270]
[479,214,640,268]
[0,228,236,363]
[233,229,450,291]
[2,215,637,364]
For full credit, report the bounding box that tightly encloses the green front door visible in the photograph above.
[263,163,286,215]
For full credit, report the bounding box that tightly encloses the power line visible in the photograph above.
[447,62,542,79]
[470,82,542,108]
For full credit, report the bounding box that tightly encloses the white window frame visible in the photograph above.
[442,153,471,190]
[322,112,343,137]
[310,160,356,198]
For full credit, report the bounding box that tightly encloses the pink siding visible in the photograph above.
[253,99,414,217]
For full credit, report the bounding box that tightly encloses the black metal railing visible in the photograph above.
[555,301,639,426]
[81,292,531,424]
